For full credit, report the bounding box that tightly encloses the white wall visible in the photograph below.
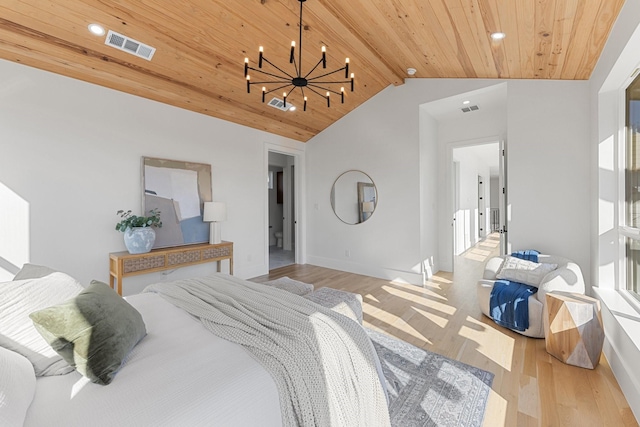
[506,80,591,272]
[306,77,590,284]
[419,109,439,278]
[590,0,640,418]
[0,59,304,294]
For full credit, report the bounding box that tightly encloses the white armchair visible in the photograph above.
[477,254,586,338]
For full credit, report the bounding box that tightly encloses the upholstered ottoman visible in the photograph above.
[304,287,363,325]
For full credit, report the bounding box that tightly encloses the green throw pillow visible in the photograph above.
[29,280,146,385]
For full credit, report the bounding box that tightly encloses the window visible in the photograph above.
[624,72,640,298]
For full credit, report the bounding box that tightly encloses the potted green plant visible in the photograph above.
[116,209,162,254]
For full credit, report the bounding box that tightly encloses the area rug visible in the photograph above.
[367,328,494,427]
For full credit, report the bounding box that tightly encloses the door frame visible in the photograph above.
[264,143,306,270]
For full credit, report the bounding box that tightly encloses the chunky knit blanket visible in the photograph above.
[144,275,390,427]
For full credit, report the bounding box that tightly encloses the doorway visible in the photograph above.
[450,139,505,269]
[268,152,296,270]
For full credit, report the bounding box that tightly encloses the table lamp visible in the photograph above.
[203,202,227,244]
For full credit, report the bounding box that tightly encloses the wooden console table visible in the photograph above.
[109,241,233,295]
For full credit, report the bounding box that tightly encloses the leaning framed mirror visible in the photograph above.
[330,170,378,225]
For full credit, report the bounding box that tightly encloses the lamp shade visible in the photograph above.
[203,202,227,222]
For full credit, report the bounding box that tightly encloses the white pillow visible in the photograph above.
[13,263,59,281]
[496,256,558,287]
[0,272,84,376]
[0,346,36,427]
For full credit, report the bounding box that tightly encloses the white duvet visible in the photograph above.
[24,293,283,427]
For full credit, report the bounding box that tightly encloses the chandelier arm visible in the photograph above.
[304,58,325,79]
[251,81,291,85]
[247,66,292,81]
[305,86,328,98]
[261,57,296,79]
[308,80,352,84]
[307,66,347,81]
[285,85,300,98]
[263,84,294,96]
[307,84,343,96]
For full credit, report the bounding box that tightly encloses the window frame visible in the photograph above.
[620,70,640,304]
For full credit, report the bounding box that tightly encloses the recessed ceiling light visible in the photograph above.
[491,32,506,40]
[88,24,105,36]
[463,100,470,105]
[407,67,417,76]
[289,106,296,111]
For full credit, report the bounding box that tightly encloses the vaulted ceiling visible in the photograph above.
[0,0,625,142]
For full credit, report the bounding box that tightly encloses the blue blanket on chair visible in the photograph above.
[511,249,539,262]
[489,280,538,331]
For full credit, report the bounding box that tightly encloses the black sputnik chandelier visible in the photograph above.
[244,0,354,111]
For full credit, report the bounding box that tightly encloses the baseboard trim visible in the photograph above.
[240,264,269,280]
[306,255,424,285]
[593,288,640,423]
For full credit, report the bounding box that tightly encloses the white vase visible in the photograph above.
[123,227,156,254]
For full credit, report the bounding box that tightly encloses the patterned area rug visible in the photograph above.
[367,329,494,427]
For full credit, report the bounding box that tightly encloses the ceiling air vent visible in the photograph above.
[461,105,480,113]
[105,30,156,61]
[267,97,294,112]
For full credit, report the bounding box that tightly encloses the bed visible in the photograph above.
[0,264,390,426]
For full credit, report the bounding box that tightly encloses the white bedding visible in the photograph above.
[24,293,283,426]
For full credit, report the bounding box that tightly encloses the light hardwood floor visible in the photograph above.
[253,234,638,427]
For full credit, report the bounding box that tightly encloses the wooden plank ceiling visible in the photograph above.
[0,0,625,142]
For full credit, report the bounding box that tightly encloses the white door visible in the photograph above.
[453,162,465,255]
[498,140,508,254]
[478,175,486,239]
